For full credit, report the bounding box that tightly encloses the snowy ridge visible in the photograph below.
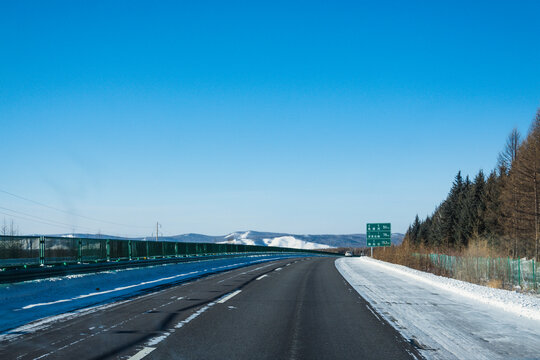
[262,236,330,250]
[224,231,251,240]
[219,232,332,250]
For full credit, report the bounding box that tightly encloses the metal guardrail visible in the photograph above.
[0,235,335,269]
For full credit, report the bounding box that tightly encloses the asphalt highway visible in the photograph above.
[0,257,421,359]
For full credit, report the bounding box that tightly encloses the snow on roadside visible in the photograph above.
[363,257,540,321]
[337,257,540,360]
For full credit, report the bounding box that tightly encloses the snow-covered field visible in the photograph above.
[0,255,297,334]
[337,257,540,360]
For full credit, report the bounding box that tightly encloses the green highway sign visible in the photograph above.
[366,223,391,247]
[367,231,391,239]
[367,223,391,232]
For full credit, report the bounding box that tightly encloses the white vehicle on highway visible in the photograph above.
[344,251,353,257]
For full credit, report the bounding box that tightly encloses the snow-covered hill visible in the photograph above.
[218,231,331,250]
[262,236,330,250]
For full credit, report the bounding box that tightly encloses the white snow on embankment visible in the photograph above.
[337,257,540,360]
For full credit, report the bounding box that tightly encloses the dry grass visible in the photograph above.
[373,241,433,272]
[374,237,515,288]
[487,279,503,289]
[462,238,492,258]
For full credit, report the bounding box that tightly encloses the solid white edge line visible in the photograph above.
[128,346,156,360]
[217,290,242,304]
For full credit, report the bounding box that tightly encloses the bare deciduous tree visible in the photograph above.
[499,128,522,257]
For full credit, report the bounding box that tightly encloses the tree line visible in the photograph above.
[1,218,19,236]
[406,109,540,260]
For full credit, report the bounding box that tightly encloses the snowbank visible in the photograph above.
[363,257,540,320]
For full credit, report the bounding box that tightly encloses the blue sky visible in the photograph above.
[1,0,539,236]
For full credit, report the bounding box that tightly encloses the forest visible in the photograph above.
[405,109,540,260]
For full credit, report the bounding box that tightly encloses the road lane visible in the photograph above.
[0,259,290,359]
[146,257,419,360]
[0,257,421,360]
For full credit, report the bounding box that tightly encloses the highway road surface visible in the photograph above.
[0,257,421,359]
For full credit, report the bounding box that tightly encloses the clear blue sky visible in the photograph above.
[1,0,539,236]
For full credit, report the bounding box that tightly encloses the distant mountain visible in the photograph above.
[165,233,224,243]
[218,231,331,250]
[49,231,405,249]
[49,233,131,240]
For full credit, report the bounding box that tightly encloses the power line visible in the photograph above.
[0,210,87,232]
[0,209,143,238]
[0,206,96,232]
[0,188,152,229]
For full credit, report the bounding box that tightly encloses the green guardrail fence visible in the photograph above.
[414,253,538,291]
[0,235,335,269]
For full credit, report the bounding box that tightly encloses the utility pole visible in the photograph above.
[156,222,161,242]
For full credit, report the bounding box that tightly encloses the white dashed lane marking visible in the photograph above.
[217,290,242,304]
[127,346,155,360]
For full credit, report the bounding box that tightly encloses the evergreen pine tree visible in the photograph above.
[442,171,463,247]
[472,170,487,237]
[410,215,421,246]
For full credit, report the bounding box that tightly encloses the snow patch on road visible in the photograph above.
[21,271,201,310]
[174,302,216,329]
[146,333,170,346]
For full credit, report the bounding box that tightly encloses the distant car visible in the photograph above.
[344,251,353,257]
